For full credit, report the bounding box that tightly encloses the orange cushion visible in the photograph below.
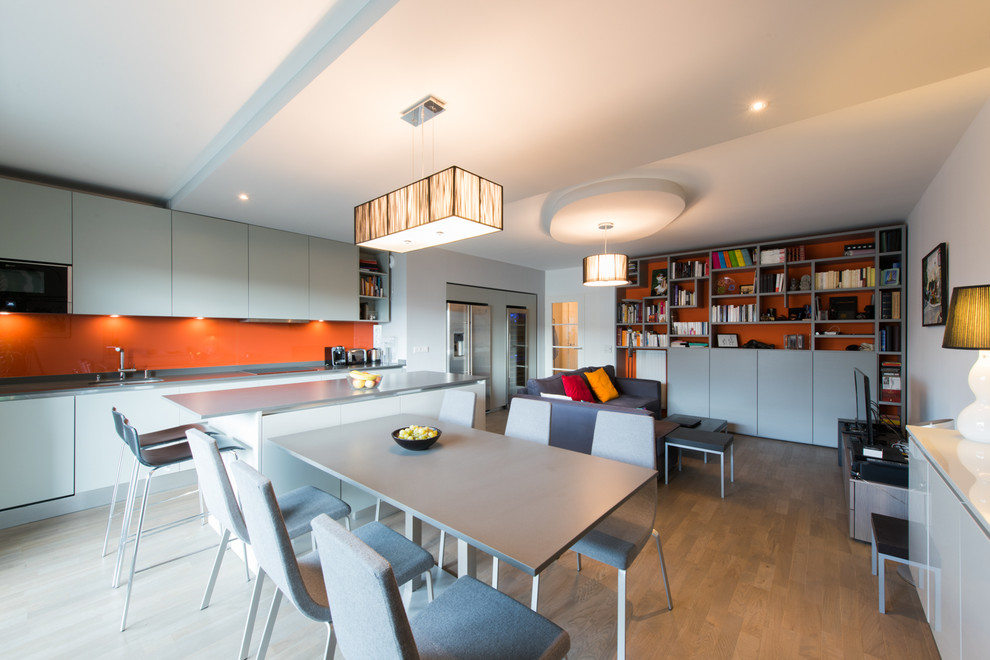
[586,368,620,402]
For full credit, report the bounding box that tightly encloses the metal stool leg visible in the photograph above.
[240,570,266,660]
[113,459,141,588]
[121,467,157,631]
[101,445,128,557]
[653,529,673,610]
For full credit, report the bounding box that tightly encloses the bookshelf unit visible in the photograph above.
[616,224,906,436]
[358,249,390,322]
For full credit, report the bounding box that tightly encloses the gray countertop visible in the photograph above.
[0,361,406,401]
[163,371,483,418]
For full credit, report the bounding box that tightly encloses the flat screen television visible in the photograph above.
[853,367,875,446]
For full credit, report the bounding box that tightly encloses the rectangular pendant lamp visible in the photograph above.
[355,166,502,253]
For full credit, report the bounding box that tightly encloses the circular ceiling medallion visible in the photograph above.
[549,178,686,245]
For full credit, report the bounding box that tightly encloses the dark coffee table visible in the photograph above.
[661,415,733,498]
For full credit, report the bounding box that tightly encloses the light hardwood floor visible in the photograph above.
[0,413,939,659]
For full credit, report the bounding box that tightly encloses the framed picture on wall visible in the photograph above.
[922,242,948,326]
[651,268,668,296]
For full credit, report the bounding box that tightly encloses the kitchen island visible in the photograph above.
[164,371,486,512]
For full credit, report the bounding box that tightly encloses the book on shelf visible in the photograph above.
[814,267,875,290]
[673,260,708,278]
[880,363,902,402]
[879,230,902,253]
[710,303,758,323]
[880,290,901,319]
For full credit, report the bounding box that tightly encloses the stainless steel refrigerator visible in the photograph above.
[447,302,492,410]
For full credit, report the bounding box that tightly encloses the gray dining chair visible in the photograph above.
[185,430,352,658]
[568,410,672,660]
[311,512,571,660]
[503,396,551,445]
[434,389,478,564]
[492,396,552,591]
[231,461,436,660]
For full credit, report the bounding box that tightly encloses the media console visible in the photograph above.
[838,418,908,542]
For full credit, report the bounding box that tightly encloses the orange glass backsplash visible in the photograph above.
[0,314,374,378]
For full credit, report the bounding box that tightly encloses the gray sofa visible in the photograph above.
[524,365,661,416]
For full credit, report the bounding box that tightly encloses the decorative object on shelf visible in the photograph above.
[716,334,739,347]
[789,277,799,291]
[739,284,754,295]
[651,268,668,296]
[583,222,630,287]
[784,334,806,350]
[941,284,990,443]
[881,266,901,286]
[923,243,948,325]
[829,296,858,320]
[355,96,502,253]
[714,275,737,295]
[800,274,811,290]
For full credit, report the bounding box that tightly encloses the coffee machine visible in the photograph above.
[325,346,347,368]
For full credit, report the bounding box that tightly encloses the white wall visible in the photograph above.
[392,248,545,373]
[907,97,990,423]
[544,266,616,377]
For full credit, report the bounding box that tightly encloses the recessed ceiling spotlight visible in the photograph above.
[750,100,768,112]
[238,193,250,201]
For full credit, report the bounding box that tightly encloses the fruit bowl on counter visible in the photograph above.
[348,370,382,390]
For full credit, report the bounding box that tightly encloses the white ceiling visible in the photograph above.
[2,0,990,271]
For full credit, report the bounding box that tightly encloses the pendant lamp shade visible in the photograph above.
[583,253,629,286]
[583,222,630,286]
[355,166,502,253]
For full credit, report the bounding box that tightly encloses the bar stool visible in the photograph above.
[113,412,242,631]
[101,407,208,557]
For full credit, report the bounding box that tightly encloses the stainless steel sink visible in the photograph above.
[88,377,164,387]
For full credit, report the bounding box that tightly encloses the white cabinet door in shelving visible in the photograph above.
[757,350,813,443]
[0,397,75,510]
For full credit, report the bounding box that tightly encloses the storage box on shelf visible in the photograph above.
[615,224,906,435]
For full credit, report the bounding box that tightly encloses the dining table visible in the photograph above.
[270,413,658,605]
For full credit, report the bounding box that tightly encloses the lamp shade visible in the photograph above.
[942,285,990,349]
[583,253,629,286]
[355,166,502,253]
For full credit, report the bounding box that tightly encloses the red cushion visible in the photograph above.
[561,374,595,402]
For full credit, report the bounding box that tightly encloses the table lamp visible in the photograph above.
[942,284,990,442]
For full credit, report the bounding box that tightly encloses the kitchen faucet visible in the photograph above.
[107,346,134,378]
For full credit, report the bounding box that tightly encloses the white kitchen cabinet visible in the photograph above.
[756,350,813,443]
[0,178,72,264]
[929,466,961,659]
[72,193,172,316]
[309,236,359,321]
[248,226,309,319]
[171,211,249,318]
[708,348,757,434]
[960,511,990,659]
[0,397,75,510]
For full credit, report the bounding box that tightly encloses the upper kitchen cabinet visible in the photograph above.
[309,237,358,321]
[249,226,309,319]
[72,193,172,316]
[172,211,249,318]
[0,178,72,264]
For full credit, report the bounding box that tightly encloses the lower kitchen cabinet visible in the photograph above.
[0,397,75,510]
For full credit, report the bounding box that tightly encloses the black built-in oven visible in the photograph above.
[0,259,71,313]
